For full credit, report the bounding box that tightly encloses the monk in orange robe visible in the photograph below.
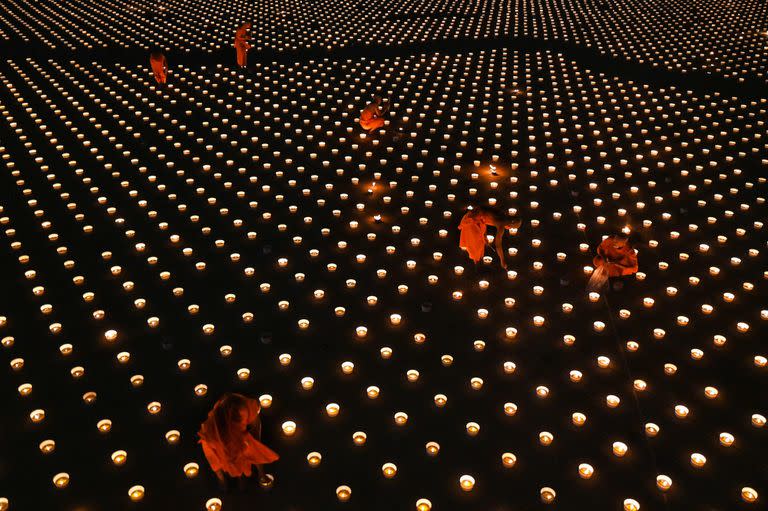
[593,234,638,277]
[149,50,167,84]
[459,205,521,269]
[234,22,252,68]
[199,393,278,486]
[359,96,389,133]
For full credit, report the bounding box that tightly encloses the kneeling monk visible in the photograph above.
[199,393,278,486]
[234,22,252,68]
[458,205,521,270]
[588,233,638,290]
[359,96,388,133]
[149,50,167,84]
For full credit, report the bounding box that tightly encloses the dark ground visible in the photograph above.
[0,6,767,511]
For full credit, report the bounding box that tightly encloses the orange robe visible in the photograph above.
[360,104,385,131]
[150,54,167,84]
[234,25,251,67]
[199,395,279,477]
[593,237,638,277]
[458,210,489,263]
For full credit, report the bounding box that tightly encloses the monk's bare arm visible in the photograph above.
[494,227,507,269]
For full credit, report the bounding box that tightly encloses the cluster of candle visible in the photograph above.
[1,0,766,84]
[0,29,765,511]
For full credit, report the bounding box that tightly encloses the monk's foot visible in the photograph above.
[259,474,274,489]
[612,281,624,291]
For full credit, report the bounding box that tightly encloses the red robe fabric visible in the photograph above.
[458,210,489,263]
[593,237,638,277]
[360,103,385,131]
[199,394,279,477]
[150,54,167,84]
[234,25,251,67]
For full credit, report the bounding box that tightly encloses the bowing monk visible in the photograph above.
[234,22,252,68]
[199,393,278,487]
[359,96,389,133]
[458,205,521,270]
[149,50,167,84]
[588,233,638,290]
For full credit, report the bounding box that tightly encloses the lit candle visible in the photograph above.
[459,475,475,491]
[184,463,199,478]
[719,432,735,447]
[540,487,556,504]
[206,498,223,511]
[307,452,322,467]
[578,463,594,479]
[741,487,758,503]
[336,485,352,502]
[111,450,127,465]
[690,453,707,468]
[623,499,640,511]
[382,463,397,479]
[39,440,55,454]
[613,442,628,457]
[501,452,517,468]
[52,473,70,488]
[128,485,145,501]
[282,421,297,436]
[656,475,672,491]
[301,377,314,390]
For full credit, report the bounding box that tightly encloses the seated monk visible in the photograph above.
[199,393,278,486]
[234,22,252,68]
[149,50,168,84]
[593,233,638,278]
[459,205,521,270]
[359,96,389,133]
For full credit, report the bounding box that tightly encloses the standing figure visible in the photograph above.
[359,96,389,133]
[234,22,252,68]
[199,393,278,487]
[588,233,638,290]
[149,50,168,84]
[458,205,521,270]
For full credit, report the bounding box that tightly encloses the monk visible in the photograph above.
[234,22,252,68]
[458,205,521,270]
[149,50,167,84]
[199,393,278,487]
[359,96,389,133]
[589,233,638,290]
